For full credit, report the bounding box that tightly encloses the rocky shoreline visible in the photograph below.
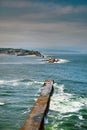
[0,48,60,63]
[0,48,44,57]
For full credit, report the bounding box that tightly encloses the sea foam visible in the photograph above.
[50,83,85,113]
[0,79,43,87]
[0,102,5,106]
[54,58,70,64]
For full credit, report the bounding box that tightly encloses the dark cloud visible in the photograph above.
[0,0,87,50]
[0,1,87,24]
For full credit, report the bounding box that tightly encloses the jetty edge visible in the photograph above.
[20,80,54,130]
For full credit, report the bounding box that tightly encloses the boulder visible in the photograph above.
[48,58,55,63]
[48,57,59,63]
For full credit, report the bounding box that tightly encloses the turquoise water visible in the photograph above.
[0,52,87,130]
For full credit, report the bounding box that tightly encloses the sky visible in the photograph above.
[0,0,87,51]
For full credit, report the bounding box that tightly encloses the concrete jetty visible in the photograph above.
[20,80,54,130]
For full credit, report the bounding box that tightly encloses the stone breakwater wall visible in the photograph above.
[20,80,54,130]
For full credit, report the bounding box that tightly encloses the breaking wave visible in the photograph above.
[0,79,19,86]
[43,58,70,64]
[54,58,70,64]
[0,102,5,106]
[50,83,87,113]
[0,79,44,87]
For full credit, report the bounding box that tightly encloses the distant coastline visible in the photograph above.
[0,48,44,57]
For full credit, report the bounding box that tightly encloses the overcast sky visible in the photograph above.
[0,0,87,51]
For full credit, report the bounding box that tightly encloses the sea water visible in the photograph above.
[0,51,87,130]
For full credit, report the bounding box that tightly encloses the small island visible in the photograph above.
[48,57,59,63]
[0,48,44,57]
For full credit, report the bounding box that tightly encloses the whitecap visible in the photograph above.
[26,82,34,86]
[0,80,5,84]
[12,82,19,86]
[34,98,37,101]
[78,115,84,120]
[54,58,70,64]
[63,114,73,118]
[26,80,44,86]
[22,109,31,115]
[50,93,84,113]
[0,102,5,106]
[50,83,84,113]
[0,79,22,87]
[34,81,44,85]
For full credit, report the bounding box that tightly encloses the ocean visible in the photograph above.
[0,50,87,130]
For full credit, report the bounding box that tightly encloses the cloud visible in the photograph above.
[1,1,87,25]
[0,20,87,48]
[0,0,87,50]
[1,0,29,8]
[1,0,87,14]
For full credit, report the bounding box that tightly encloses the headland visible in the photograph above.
[0,48,44,57]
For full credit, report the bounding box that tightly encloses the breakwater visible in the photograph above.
[20,80,54,130]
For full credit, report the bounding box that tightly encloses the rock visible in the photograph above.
[48,58,55,63]
[48,57,59,63]
[48,58,58,63]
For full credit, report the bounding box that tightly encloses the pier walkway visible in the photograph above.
[20,80,54,130]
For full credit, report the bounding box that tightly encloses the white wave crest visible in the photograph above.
[54,59,70,64]
[50,83,84,113]
[78,115,84,120]
[0,102,5,106]
[34,81,44,85]
[0,79,19,86]
[0,79,44,87]
[26,81,44,86]
[0,80,5,84]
